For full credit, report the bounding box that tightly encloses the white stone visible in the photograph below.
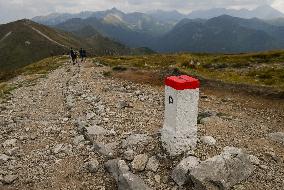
[201,136,216,146]
[161,85,199,155]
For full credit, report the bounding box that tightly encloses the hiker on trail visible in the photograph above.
[79,48,84,62]
[83,49,87,62]
[70,47,76,65]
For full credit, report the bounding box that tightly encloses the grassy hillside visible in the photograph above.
[95,50,284,91]
[0,20,72,71]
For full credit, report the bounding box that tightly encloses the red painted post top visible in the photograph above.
[165,75,200,90]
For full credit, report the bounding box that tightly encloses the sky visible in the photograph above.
[1,0,284,24]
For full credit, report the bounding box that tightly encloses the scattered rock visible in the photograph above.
[260,165,268,170]
[124,149,135,161]
[268,132,284,144]
[132,154,149,172]
[200,136,216,146]
[154,174,161,184]
[53,144,64,154]
[171,156,200,186]
[94,142,119,158]
[2,174,18,184]
[85,159,100,173]
[6,147,19,156]
[2,139,17,148]
[146,156,159,172]
[249,155,260,165]
[105,159,152,190]
[189,147,255,190]
[0,154,11,163]
[121,134,153,150]
[86,125,108,136]
[117,101,130,109]
[198,111,217,124]
[73,135,85,145]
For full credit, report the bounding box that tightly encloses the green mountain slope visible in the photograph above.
[0,19,77,71]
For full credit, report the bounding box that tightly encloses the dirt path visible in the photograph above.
[0,61,283,190]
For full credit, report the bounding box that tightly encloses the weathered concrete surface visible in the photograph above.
[161,86,199,156]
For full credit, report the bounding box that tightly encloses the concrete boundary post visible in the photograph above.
[161,75,200,156]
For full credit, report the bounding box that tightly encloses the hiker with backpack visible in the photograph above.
[79,48,84,62]
[70,47,77,65]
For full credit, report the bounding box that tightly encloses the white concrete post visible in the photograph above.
[161,75,200,156]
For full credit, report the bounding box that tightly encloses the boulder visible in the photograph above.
[189,147,255,190]
[105,159,152,190]
[172,156,200,186]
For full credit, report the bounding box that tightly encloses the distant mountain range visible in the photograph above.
[0,19,151,71]
[34,6,284,53]
[187,5,284,19]
[154,15,284,53]
[33,5,284,26]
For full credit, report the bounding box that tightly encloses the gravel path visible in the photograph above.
[0,61,283,190]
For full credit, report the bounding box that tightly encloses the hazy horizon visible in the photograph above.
[1,0,284,24]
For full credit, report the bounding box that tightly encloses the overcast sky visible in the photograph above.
[1,0,284,24]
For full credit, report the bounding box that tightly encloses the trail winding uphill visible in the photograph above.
[29,26,66,47]
[0,31,12,43]
[0,60,283,190]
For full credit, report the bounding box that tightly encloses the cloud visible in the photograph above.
[0,0,283,24]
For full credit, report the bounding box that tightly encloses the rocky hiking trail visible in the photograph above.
[0,60,284,190]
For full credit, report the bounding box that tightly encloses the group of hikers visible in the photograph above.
[69,48,87,65]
